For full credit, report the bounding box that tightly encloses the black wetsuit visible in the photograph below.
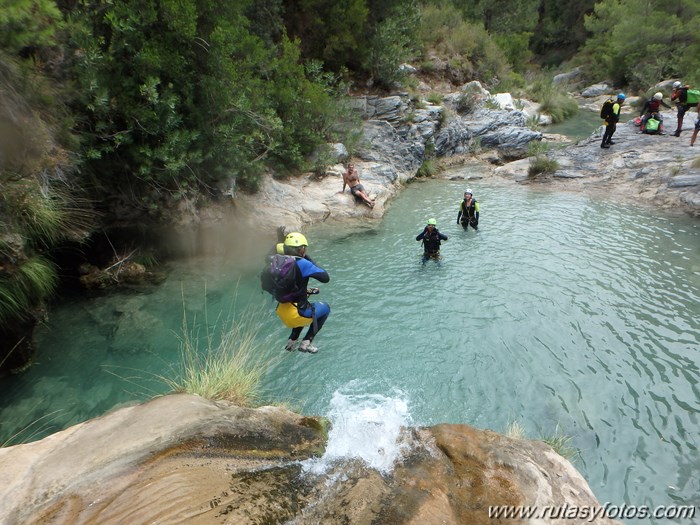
[416,227,448,258]
[457,199,479,230]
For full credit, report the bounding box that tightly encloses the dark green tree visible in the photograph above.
[66,0,346,208]
[581,0,700,88]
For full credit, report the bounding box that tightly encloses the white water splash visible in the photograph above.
[303,387,411,475]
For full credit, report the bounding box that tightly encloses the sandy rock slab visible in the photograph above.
[0,395,620,525]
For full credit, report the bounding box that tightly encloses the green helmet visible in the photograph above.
[284,232,308,247]
[427,218,437,226]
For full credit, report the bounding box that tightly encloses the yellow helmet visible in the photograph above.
[284,232,308,247]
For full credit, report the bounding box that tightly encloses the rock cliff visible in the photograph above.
[0,394,622,525]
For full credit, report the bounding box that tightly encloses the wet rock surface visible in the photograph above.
[0,394,621,525]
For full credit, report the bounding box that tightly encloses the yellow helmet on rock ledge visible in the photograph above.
[284,232,308,247]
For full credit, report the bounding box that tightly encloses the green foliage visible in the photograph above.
[0,0,63,53]
[365,1,421,89]
[527,76,579,124]
[493,32,533,72]
[581,0,700,89]
[65,0,353,204]
[528,141,559,177]
[418,3,510,85]
[427,92,443,105]
[284,0,370,71]
[530,0,597,66]
[416,159,437,177]
[1,176,93,247]
[458,0,539,35]
[0,256,57,325]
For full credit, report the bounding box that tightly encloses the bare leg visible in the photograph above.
[691,129,699,146]
[357,190,374,208]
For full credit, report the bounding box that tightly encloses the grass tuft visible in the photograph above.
[504,420,526,440]
[161,294,279,407]
[540,424,579,462]
[0,256,57,324]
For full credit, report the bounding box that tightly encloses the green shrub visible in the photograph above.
[528,141,559,177]
[418,4,510,86]
[456,92,479,114]
[416,159,437,178]
[526,76,579,124]
[0,0,62,54]
[427,92,443,105]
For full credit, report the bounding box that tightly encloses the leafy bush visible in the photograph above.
[365,2,420,89]
[581,0,700,89]
[0,0,62,54]
[418,3,510,86]
[66,0,354,206]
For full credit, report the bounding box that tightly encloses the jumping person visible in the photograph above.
[456,189,480,230]
[600,93,625,148]
[416,218,448,263]
[276,232,331,354]
[342,163,375,208]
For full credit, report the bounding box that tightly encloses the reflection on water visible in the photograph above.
[1,174,698,524]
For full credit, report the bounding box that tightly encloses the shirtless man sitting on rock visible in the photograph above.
[341,163,375,208]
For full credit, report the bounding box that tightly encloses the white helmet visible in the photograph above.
[653,92,663,100]
[673,81,681,89]
[465,188,473,195]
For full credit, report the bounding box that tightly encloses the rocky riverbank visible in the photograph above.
[0,394,622,525]
[221,83,699,246]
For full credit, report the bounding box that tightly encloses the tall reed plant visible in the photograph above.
[162,295,279,407]
[0,256,57,324]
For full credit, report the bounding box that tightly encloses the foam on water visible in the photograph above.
[303,385,411,475]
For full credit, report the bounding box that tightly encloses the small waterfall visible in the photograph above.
[302,385,412,475]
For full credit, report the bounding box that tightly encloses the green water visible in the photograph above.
[547,109,603,141]
[1,174,699,523]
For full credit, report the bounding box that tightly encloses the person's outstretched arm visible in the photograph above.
[297,258,330,283]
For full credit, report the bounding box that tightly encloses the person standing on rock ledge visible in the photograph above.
[600,93,625,149]
[670,81,698,137]
[342,163,375,208]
